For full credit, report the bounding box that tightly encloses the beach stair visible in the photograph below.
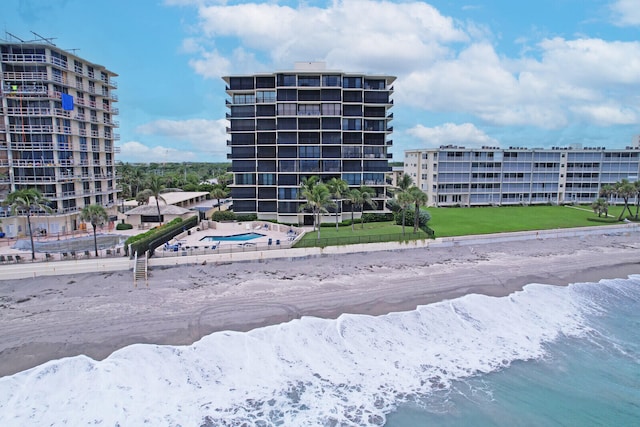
[133,251,148,288]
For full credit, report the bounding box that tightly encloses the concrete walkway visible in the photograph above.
[1,223,637,281]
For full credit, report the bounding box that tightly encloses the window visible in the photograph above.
[298,75,320,87]
[343,91,363,102]
[343,105,362,116]
[256,76,275,88]
[321,104,341,115]
[256,91,276,103]
[277,118,297,130]
[277,74,297,86]
[343,76,362,88]
[229,77,254,90]
[278,132,297,144]
[235,173,255,185]
[258,173,276,185]
[322,75,341,86]
[277,104,297,115]
[298,104,320,115]
[342,118,362,131]
[231,105,255,117]
[299,146,320,158]
[321,89,341,101]
[277,89,297,101]
[233,93,255,104]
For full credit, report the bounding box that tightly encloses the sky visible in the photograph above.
[3,0,640,163]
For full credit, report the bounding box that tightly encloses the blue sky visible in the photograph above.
[3,0,640,163]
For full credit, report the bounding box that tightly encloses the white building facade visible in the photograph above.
[404,143,640,207]
[0,38,119,237]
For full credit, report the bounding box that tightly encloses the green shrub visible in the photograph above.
[362,212,394,223]
[235,213,258,222]
[125,217,193,257]
[212,210,236,221]
[116,223,133,230]
[394,209,431,227]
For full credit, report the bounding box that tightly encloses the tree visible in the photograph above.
[299,181,332,239]
[591,198,609,218]
[210,187,229,211]
[407,186,429,233]
[396,173,413,192]
[80,204,109,257]
[4,188,52,260]
[348,186,377,229]
[144,175,167,225]
[326,178,349,231]
[396,190,412,236]
[614,179,635,220]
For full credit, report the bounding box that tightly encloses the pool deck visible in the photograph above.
[161,220,301,253]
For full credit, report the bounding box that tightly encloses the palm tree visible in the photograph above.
[397,190,412,236]
[346,188,361,231]
[144,175,167,225]
[326,178,349,231]
[351,186,377,229]
[614,179,635,220]
[407,186,429,233]
[591,198,609,218]
[210,187,229,211]
[80,204,109,257]
[4,188,52,260]
[396,173,413,193]
[299,182,332,239]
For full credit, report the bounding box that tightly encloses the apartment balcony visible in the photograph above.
[12,175,59,183]
[1,71,49,81]
[10,142,55,150]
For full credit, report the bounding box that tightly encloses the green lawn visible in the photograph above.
[427,205,625,237]
[295,220,430,248]
[294,204,630,247]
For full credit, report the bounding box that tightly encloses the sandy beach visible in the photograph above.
[1,231,639,377]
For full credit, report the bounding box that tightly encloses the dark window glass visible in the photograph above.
[277,74,297,86]
[277,89,297,101]
[343,90,363,102]
[257,132,276,145]
[229,77,254,90]
[298,90,321,101]
[321,89,341,101]
[277,118,297,130]
[298,75,320,87]
[256,76,275,88]
[278,174,298,185]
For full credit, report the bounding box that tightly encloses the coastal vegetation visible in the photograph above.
[3,188,52,260]
[80,204,109,257]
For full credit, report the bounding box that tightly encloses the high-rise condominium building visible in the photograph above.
[223,62,395,224]
[0,37,118,237]
[404,141,640,207]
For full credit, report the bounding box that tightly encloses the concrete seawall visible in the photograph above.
[1,223,638,281]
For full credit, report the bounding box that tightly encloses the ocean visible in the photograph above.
[1,276,639,426]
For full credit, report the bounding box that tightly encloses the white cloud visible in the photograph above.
[134,118,228,158]
[189,0,467,76]
[407,123,499,148]
[610,0,640,26]
[119,141,198,163]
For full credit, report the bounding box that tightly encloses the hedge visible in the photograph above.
[125,216,198,257]
[116,223,133,230]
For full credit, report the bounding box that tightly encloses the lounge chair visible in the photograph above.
[106,249,112,256]
[7,255,14,262]
[84,250,91,258]
[62,252,69,259]
[70,251,76,259]
[15,255,22,263]
[45,253,53,261]
[0,255,5,263]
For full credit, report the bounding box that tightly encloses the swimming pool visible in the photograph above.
[200,232,265,242]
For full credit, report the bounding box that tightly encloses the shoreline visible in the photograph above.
[1,231,639,377]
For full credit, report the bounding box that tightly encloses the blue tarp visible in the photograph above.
[61,93,74,111]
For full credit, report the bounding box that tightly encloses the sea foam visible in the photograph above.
[1,277,629,426]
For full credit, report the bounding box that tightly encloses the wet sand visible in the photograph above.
[1,232,639,377]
